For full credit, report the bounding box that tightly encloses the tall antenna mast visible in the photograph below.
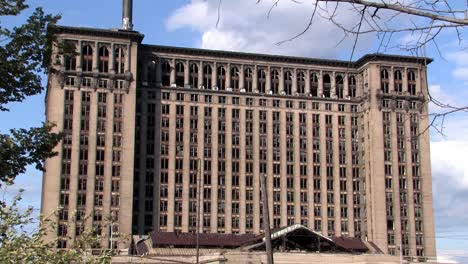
[122,0,133,30]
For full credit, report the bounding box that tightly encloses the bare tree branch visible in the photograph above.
[321,0,468,25]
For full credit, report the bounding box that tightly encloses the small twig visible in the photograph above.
[276,1,319,45]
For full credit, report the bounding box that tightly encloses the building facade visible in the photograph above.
[41,24,436,261]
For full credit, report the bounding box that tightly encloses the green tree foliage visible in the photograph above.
[0,1,115,263]
[0,189,113,263]
[0,0,62,187]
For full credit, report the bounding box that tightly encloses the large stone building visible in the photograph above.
[41,0,436,262]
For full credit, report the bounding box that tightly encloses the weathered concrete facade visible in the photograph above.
[42,25,436,262]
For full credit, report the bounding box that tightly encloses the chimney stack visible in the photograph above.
[122,0,133,30]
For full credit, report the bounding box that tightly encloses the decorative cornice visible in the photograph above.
[144,44,433,68]
[52,25,145,43]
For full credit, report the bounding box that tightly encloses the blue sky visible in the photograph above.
[1,1,468,262]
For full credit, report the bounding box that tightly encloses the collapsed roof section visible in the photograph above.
[136,224,375,256]
[241,224,368,253]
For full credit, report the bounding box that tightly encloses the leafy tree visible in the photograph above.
[0,0,62,187]
[0,1,115,263]
[0,189,114,263]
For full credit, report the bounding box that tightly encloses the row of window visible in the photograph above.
[65,44,126,74]
[381,69,417,95]
[155,60,358,98]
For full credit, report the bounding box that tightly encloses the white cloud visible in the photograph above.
[438,250,468,264]
[447,50,468,82]
[447,51,468,67]
[453,67,468,81]
[165,0,376,58]
[431,141,468,188]
[438,254,459,263]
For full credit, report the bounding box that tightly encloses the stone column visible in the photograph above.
[280,111,287,226]
[318,70,323,97]
[330,72,336,98]
[93,42,99,72]
[403,67,408,94]
[225,107,233,233]
[306,112,315,229]
[389,67,395,93]
[239,65,245,91]
[170,58,176,85]
[182,105,191,232]
[198,61,203,89]
[279,67,284,94]
[102,92,114,246]
[167,103,177,231]
[252,109,261,233]
[292,69,298,95]
[253,65,258,92]
[320,114,328,234]
[109,43,115,74]
[226,63,231,89]
[293,112,301,223]
[239,108,246,233]
[211,107,219,232]
[343,74,349,98]
[305,70,311,95]
[77,40,83,71]
[184,60,190,87]
[212,62,217,88]
[266,66,271,94]
[125,44,131,72]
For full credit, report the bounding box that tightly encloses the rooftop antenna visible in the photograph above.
[122,0,133,30]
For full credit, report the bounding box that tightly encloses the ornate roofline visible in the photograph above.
[51,25,432,67]
[52,25,144,43]
[144,44,433,67]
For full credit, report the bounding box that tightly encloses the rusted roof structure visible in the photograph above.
[150,231,258,248]
[138,224,375,255]
[331,237,368,253]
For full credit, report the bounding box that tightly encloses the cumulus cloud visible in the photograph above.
[438,250,468,264]
[165,0,376,58]
[431,140,468,231]
[447,50,468,82]
[437,254,459,263]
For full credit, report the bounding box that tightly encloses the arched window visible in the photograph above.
[217,66,226,90]
[336,75,344,99]
[284,71,293,95]
[394,70,403,93]
[189,63,198,88]
[231,66,239,91]
[310,73,318,97]
[114,47,125,74]
[408,71,416,95]
[271,70,279,94]
[203,64,212,89]
[175,62,185,87]
[348,76,356,98]
[323,74,331,98]
[244,67,253,92]
[381,69,389,93]
[297,72,305,94]
[82,45,93,72]
[257,69,266,93]
[98,46,109,73]
[161,60,171,87]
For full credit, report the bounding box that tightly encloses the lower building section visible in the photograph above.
[120,224,436,263]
